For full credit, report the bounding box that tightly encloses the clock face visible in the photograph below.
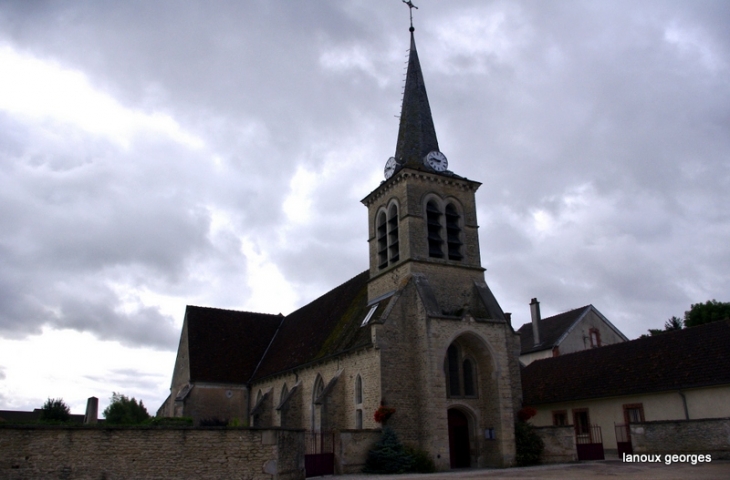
[424,151,448,172]
[384,157,397,179]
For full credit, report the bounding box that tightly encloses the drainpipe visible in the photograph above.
[530,298,541,346]
[678,391,689,420]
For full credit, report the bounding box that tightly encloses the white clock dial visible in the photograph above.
[384,156,397,179]
[424,151,448,172]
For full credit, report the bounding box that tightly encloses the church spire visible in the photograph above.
[394,25,440,170]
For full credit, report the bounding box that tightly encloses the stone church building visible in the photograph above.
[160,27,522,470]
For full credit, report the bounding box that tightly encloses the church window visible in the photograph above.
[313,376,324,401]
[388,204,399,263]
[445,203,463,261]
[462,359,475,396]
[377,211,388,269]
[446,345,477,398]
[427,200,444,258]
[356,409,363,429]
[447,345,461,396]
[355,375,363,405]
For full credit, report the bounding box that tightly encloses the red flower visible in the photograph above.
[518,407,537,422]
[374,406,396,424]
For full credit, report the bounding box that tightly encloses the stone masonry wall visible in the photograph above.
[0,425,304,480]
[336,429,381,474]
[630,418,730,460]
[249,346,381,432]
[534,425,577,464]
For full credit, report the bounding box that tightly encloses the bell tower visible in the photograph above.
[362,25,486,308]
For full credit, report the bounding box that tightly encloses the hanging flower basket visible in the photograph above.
[374,405,396,424]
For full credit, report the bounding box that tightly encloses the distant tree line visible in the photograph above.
[645,300,730,337]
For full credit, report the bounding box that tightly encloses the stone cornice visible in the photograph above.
[361,167,482,206]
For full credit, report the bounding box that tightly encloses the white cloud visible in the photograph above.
[0,44,204,149]
[0,327,173,414]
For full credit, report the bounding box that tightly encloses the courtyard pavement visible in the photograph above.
[323,459,730,479]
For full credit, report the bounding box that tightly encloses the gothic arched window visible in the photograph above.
[445,345,477,398]
[355,375,363,405]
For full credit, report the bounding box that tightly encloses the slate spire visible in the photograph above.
[394,28,440,169]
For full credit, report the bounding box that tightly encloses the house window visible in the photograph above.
[355,375,363,405]
[589,328,601,347]
[445,203,463,261]
[623,403,645,424]
[552,410,568,426]
[572,409,590,435]
[445,344,477,398]
[426,200,444,258]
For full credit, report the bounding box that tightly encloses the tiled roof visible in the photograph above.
[522,320,730,405]
[517,306,591,354]
[251,270,373,381]
[186,306,282,384]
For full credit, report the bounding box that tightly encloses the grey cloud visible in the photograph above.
[0,1,728,361]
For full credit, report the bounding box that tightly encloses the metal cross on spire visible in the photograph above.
[402,0,418,31]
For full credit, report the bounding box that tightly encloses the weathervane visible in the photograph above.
[402,0,418,31]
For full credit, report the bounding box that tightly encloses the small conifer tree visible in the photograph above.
[363,427,413,474]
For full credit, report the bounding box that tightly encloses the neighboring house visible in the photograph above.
[159,28,522,470]
[517,299,628,366]
[521,320,730,452]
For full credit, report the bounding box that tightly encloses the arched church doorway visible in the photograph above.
[448,408,471,468]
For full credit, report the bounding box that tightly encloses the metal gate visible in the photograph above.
[305,431,335,477]
[575,425,604,460]
[615,423,633,456]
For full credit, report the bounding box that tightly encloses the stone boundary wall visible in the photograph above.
[0,425,304,480]
[533,425,577,464]
[336,429,381,474]
[630,418,730,460]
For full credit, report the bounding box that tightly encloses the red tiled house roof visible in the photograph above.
[522,320,730,405]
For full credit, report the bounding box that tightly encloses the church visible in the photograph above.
[159,20,522,471]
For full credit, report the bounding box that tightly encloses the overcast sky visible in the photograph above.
[1,0,728,415]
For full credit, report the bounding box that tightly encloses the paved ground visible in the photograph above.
[323,459,730,479]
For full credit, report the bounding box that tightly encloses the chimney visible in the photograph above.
[530,298,541,346]
[84,397,98,424]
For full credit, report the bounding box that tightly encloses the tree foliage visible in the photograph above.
[684,300,730,328]
[647,316,684,336]
[102,393,150,425]
[40,398,71,422]
[363,427,413,474]
[515,407,544,467]
[645,300,730,337]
